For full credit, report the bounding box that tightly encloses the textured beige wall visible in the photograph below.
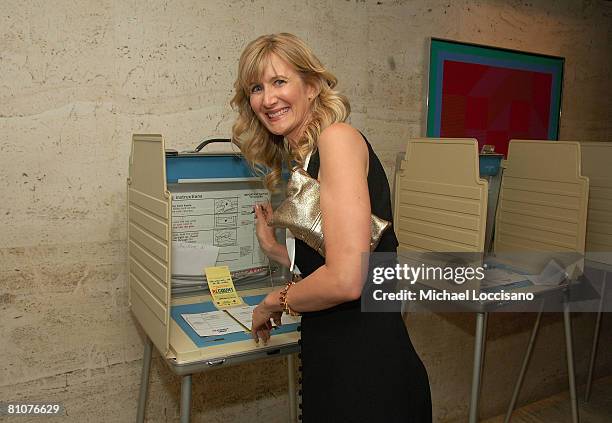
[1,0,611,422]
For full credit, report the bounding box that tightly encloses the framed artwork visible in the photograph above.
[426,38,564,156]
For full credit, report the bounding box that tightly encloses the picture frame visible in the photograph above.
[426,38,564,156]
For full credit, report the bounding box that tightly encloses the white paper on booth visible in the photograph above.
[225,304,300,330]
[524,260,568,286]
[171,241,220,275]
[181,311,245,337]
[481,267,529,288]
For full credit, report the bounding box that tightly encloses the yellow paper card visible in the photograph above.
[204,266,244,309]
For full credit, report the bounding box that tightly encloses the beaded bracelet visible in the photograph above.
[279,281,300,316]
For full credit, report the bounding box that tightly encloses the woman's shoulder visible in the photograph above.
[319,122,361,143]
[316,123,368,173]
[318,123,367,156]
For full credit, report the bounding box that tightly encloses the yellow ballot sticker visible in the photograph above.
[204,266,244,309]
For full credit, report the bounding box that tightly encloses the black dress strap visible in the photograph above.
[306,150,320,179]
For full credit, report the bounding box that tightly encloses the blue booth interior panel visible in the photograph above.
[479,154,504,177]
[166,154,256,183]
[171,294,299,348]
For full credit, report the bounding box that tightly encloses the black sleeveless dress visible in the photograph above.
[295,134,432,422]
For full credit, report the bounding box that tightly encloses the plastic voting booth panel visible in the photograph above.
[128,134,172,359]
[580,142,612,266]
[394,138,488,255]
[128,134,298,365]
[393,138,488,293]
[493,140,589,275]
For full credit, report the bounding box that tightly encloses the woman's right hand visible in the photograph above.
[254,202,277,253]
[254,202,291,267]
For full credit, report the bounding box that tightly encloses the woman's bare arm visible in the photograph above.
[254,202,291,268]
[262,122,371,312]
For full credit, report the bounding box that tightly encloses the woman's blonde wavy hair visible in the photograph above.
[231,33,350,191]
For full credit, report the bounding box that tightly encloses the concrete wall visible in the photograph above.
[1,0,611,421]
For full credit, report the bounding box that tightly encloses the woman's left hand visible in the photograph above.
[252,302,282,344]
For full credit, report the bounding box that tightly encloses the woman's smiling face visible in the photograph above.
[249,54,316,145]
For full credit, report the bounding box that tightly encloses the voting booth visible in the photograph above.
[393,138,592,423]
[581,142,612,266]
[493,140,589,277]
[128,134,299,422]
[580,141,612,402]
[394,138,489,256]
[393,137,489,294]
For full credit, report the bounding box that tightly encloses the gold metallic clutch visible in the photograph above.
[269,167,391,257]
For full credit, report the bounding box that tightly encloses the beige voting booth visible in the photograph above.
[581,142,612,265]
[494,140,589,276]
[580,141,612,402]
[497,140,590,423]
[394,137,490,423]
[394,138,488,255]
[394,138,593,423]
[128,134,299,423]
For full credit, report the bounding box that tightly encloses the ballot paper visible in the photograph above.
[524,260,568,286]
[172,241,219,276]
[181,311,245,337]
[481,267,530,288]
[225,304,300,330]
[182,305,301,338]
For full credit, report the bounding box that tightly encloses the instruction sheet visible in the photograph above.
[172,188,269,273]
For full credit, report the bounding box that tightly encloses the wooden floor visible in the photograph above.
[483,376,612,423]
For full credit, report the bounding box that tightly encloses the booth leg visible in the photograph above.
[479,313,488,381]
[468,312,488,423]
[563,298,579,423]
[504,305,544,423]
[288,354,298,422]
[136,337,153,423]
[180,374,192,423]
[585,272,607,402]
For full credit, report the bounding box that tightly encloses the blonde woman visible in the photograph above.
[231,33,431,422]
